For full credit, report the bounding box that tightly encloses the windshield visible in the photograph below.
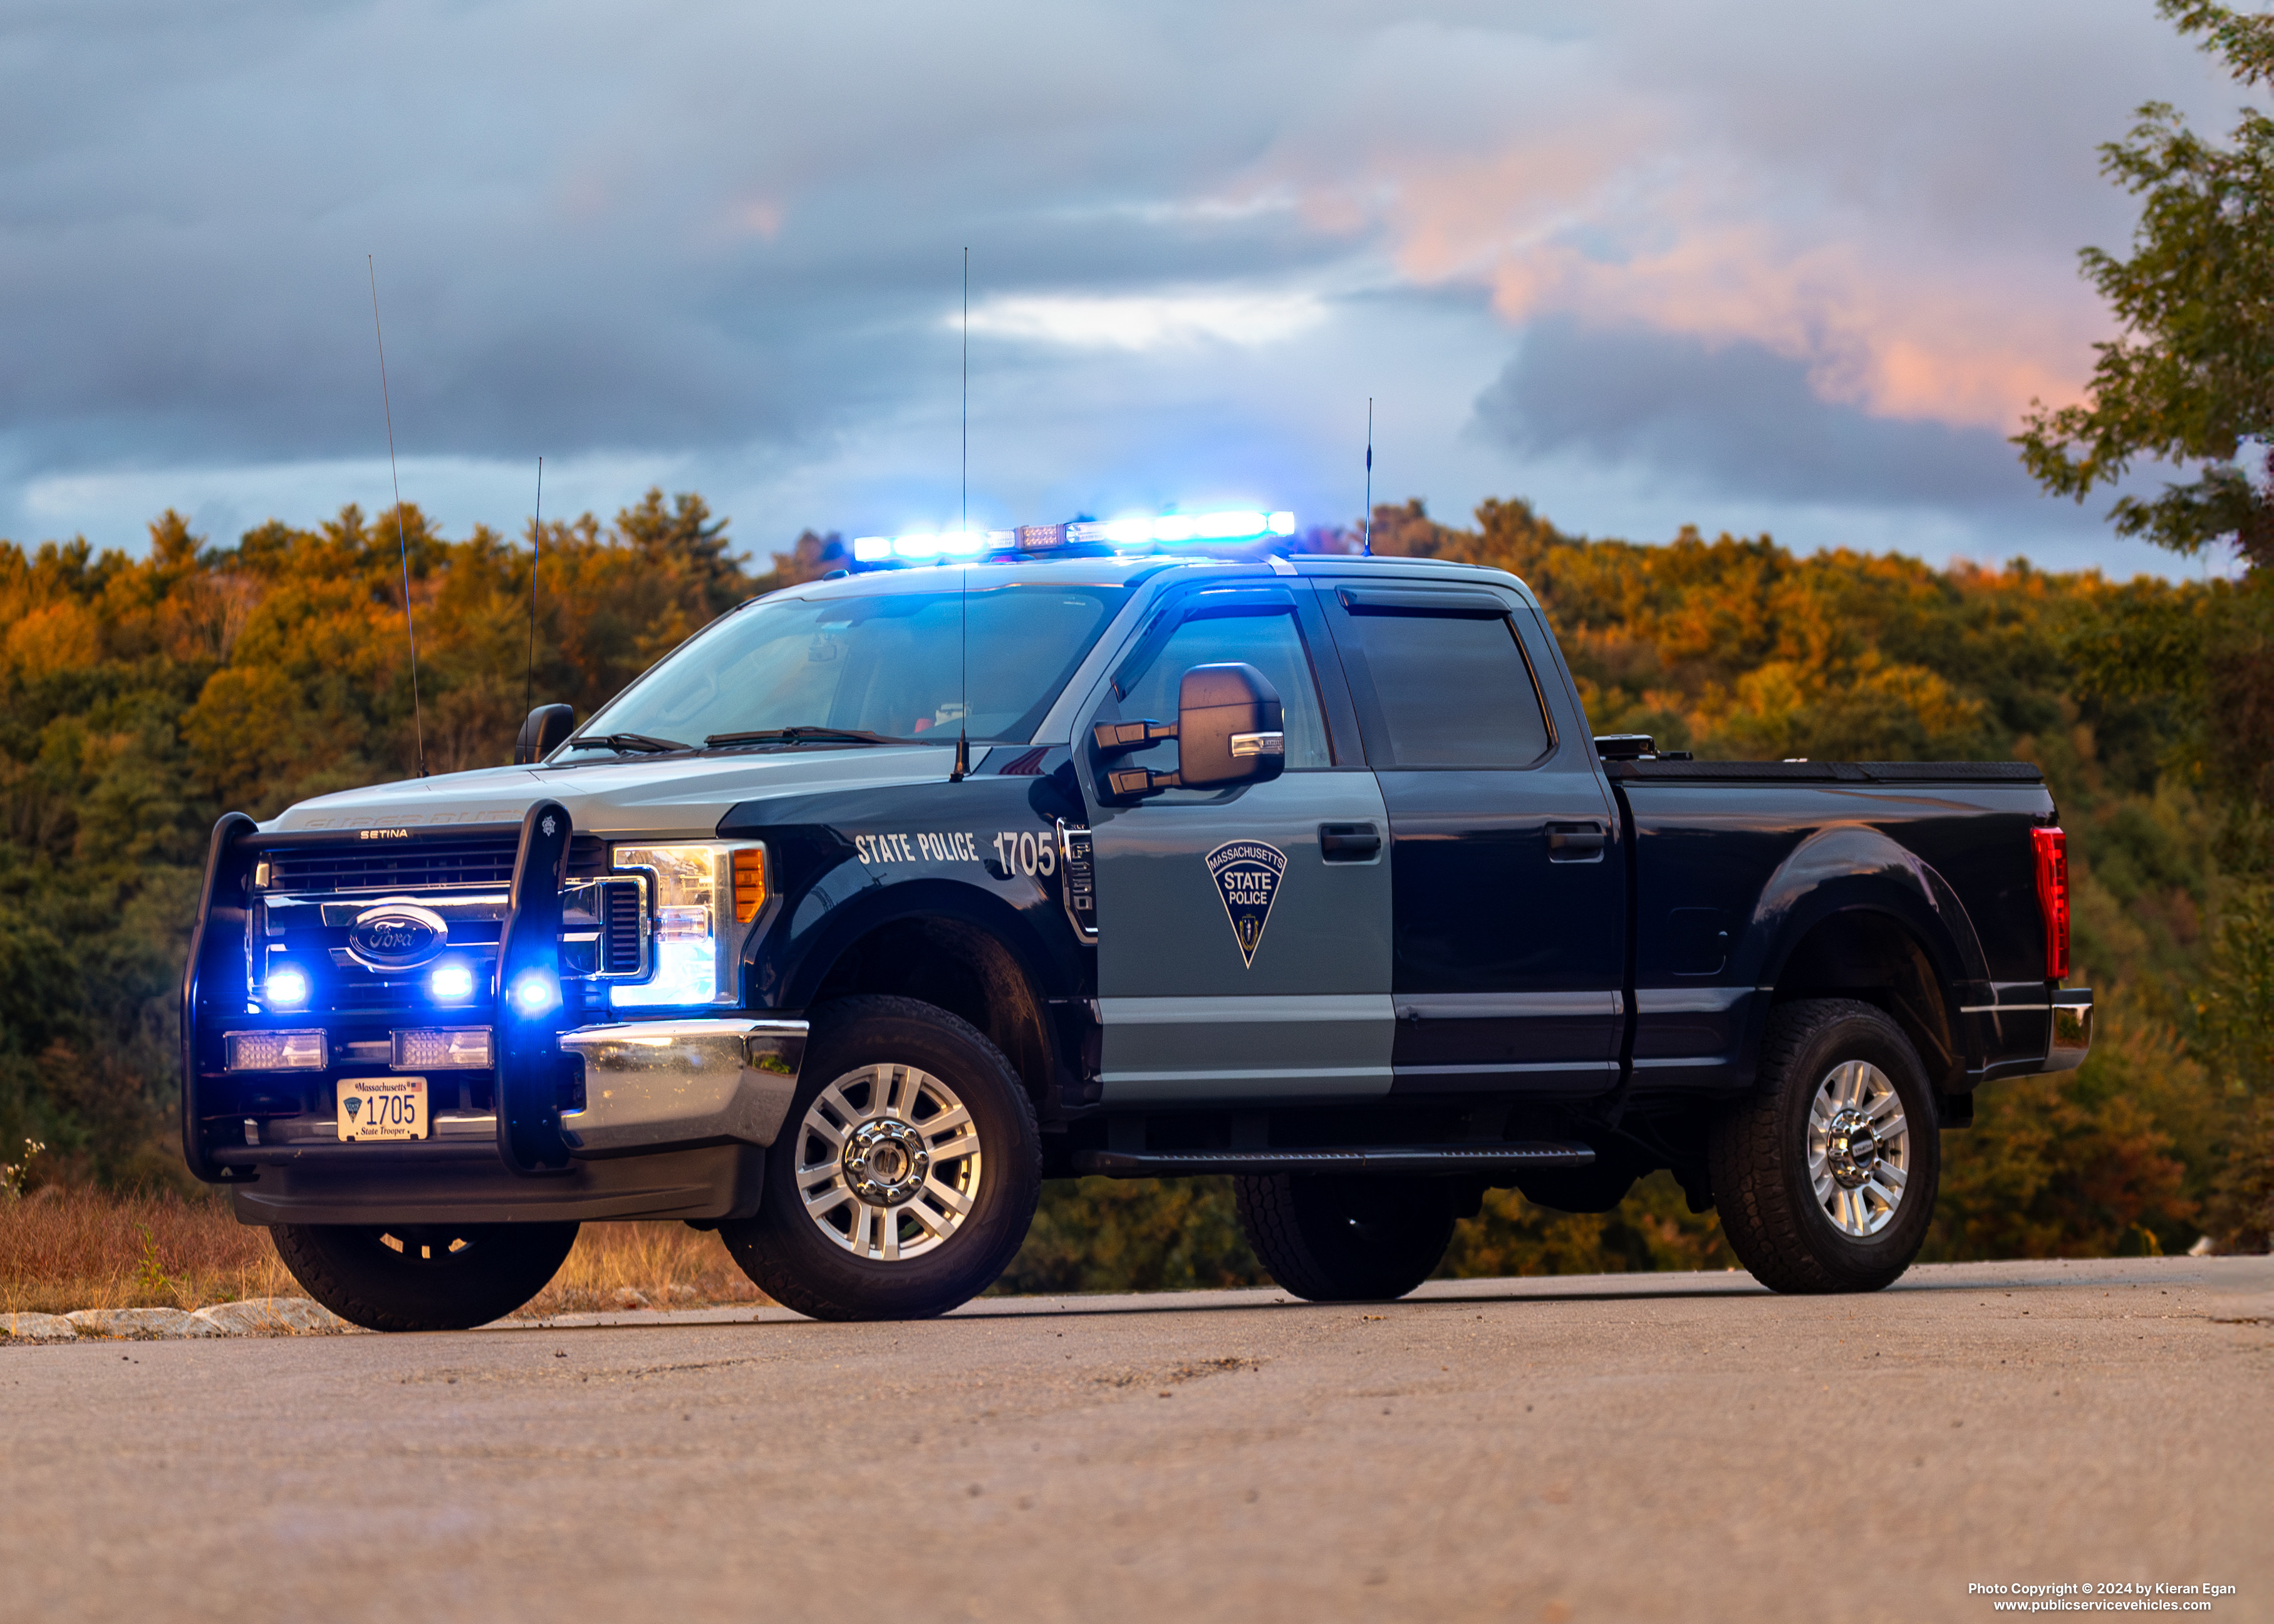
[573,582,1128,749]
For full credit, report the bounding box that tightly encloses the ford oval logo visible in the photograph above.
[345,904,448,971]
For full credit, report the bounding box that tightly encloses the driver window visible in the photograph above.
[1103,608,1332,782]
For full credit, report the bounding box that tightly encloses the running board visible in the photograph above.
[1071,1142,1595,1177]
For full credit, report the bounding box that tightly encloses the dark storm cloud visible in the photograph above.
[0,0,2238,572]
[0,0,1352,471]
[1473,320,2033,509]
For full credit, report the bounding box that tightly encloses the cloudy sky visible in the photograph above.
[0,1,2251,575]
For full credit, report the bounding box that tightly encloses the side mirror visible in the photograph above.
[1093,663,1285,800]
[514,704,576,765]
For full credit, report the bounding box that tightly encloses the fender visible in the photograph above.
[770,872,1076,1018]
[1733,822,1991,1078]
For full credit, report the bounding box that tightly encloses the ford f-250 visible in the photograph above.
[179,529,2091,1328]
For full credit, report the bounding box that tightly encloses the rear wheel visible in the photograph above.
[720,995,1041,1321]
[270,1221,579,1332]
[1235,1174,1456,1302]
[1708,997,1940,1293]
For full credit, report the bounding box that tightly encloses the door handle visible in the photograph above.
[1319,822,1383,862]
[1546,822,1607,861]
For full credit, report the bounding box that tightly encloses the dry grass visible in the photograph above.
[514,1224,767,1318]
[0,1188,767,1318]
[0,1187,292,1315]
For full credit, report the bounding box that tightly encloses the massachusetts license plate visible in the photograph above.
[338,1076,428,1142]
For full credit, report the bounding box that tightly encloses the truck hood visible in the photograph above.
[261,743,979,838]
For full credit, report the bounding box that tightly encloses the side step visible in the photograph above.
[1071,1142,1594,1177]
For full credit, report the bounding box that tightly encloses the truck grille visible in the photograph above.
[259,834,609,893]
[249,834,643,1010]
[267,838,519,893]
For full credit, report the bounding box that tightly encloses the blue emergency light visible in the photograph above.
[851,509,1296,568]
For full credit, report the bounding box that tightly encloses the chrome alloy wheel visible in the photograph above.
[1806,1059,1910,1237]
[794,1063,984,1262]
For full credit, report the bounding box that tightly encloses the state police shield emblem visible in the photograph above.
[1205,840,1287,968]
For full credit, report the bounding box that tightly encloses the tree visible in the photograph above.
[2015,1,2274,572]
[611,489,744,618]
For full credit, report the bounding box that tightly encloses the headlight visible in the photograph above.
[608,842,767,1008]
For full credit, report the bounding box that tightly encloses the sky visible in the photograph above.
[0,1,2254,578]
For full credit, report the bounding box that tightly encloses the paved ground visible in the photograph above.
[3,1256,2268,1624]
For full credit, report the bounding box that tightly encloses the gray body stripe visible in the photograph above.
[1100,994,1392,1024]
[1391,991,1621,1018]
[1634,986,1755,1013]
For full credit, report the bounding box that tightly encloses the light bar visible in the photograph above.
[849,508,1296,569]
[1071,510,1295,547]
[226,1030,328,1072]
[853,530,1017,564]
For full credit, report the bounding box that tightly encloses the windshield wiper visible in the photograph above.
[561,732,691,755]
[704,727,900,748]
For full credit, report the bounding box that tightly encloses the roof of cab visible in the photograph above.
[756,549,1532,604]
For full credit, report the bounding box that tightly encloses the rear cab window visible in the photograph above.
[1322,584,1555,768]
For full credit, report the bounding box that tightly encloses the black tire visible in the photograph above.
[1708,997,1941,1294]
[1234,1174,1456,1302]
[720,995,1041,1321]
[270,1221,579,1332]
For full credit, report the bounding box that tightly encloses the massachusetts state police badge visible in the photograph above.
[1205,840,1287,968]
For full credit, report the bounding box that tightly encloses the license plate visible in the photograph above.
[338,1076,428,1142]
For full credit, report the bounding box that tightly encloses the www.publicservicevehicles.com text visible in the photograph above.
[1973,1581,2237,1612]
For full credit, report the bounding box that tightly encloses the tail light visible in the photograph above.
[2031,826,2070,981]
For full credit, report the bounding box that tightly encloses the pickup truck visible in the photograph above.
[179,534,2093,1328]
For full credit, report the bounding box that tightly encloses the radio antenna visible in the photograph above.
[368,255,428,778]
[951,246,971,783]
[1363,397,1374,557]
[524,456,543,718]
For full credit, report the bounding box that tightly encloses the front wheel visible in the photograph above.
[719,996,1041,1321]
[1708,997,1941,1293]
[1235,1174,1456,1302]
[271,1221,579,1332]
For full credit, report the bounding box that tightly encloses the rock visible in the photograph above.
[1,1312,79,1342]
[64,1307,217,1339]
[608,1286,651,1310]
[190,1297,351,1335]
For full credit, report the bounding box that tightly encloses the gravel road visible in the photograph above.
[3,1254,2267,1624]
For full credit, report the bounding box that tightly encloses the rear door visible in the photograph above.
[1319,581,1625,1095]
[1081,582,1394,1102]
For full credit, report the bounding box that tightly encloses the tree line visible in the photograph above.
[2,487,2266,1273]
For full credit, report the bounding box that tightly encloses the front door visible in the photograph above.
[1082,583,1394,1102]
[1319,581,1626,1095]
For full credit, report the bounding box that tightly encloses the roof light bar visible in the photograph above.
[849,509,1295,571]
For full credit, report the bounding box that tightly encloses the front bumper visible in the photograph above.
[557,1018,805,1156]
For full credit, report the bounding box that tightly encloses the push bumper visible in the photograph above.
[556,1018,806,1156]
[215,1018,807,1228]
[2042,987,2092,1074]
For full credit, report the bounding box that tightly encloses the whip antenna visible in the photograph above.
[368,255,428,778]
[1363,397,1374,557]
[952,246,971,782]
[524,456,543,718]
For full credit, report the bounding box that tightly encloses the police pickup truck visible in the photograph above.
[180,521,2092,1329]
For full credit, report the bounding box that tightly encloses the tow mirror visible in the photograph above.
[1093,663,1285,800]
[514,704,576,765]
